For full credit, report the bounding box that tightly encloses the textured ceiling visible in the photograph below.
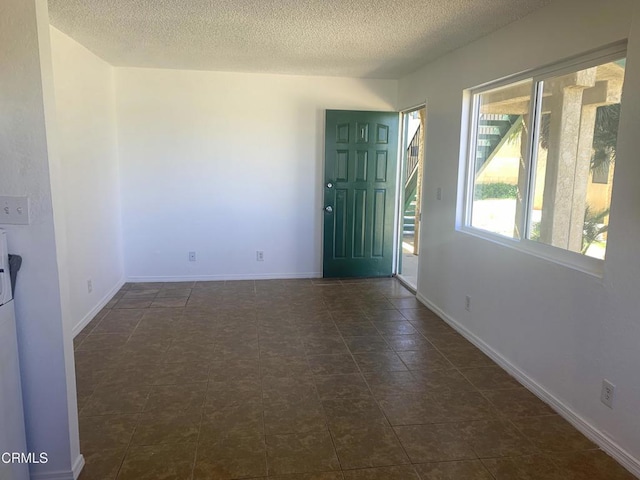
[48,0,551,79]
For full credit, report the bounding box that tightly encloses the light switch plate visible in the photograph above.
[0,196,30,225]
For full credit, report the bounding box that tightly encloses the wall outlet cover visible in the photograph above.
[601,379,615,409]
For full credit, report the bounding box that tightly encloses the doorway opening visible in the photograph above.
[396,106,425,290]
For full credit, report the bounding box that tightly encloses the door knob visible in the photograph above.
[326,182,334,189]
[324,206,333,213]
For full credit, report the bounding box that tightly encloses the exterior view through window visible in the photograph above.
[466,50,626,261]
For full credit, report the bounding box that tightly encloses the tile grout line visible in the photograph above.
[79,279,570,479]
[189,286,205,480]
[360,299,447,472]
[112,296,156,480]
[256,303,269,478]
[289,290,343,474]
[362,300,497,470]
[405,310,571,477]
[330,296,419,474]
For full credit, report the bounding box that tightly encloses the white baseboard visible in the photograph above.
[30,454,83,480]
[72,455,84,480]
[416,292,640,478]
[125,272,323,282]
[71,278,125,338]
[30,472,73,480]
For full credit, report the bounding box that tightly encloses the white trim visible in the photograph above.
[391,110,408,276]
[126,272,323,283]
[523,79,545,239]
[393,111,409,275]
[71,278,125,337]
[415,291,640,479]
[462,87,482,227]
[400,104,426,115]
[459,44,627,278]
[469,41,627,94]
[29,457,83,480]
[30,473,73,480]
[72,455,84,480]
[531,45,628,84]
[395,104,426,278]
[457,227,605,278]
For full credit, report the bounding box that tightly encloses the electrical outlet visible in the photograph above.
[87,279,93,294]
[437,187,442,200]
[188,251,196,262]
[465,295,471,312]
[601,379,615,409]
[256,251,264,262]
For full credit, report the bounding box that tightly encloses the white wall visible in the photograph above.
[50,26,124,335]
[0,0,81,478]
[116,69,397,280]
[399,0,640,473]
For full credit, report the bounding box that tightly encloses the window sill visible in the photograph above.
[457,226,605,279]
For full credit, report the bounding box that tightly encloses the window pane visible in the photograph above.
[470,80,533,238]
[528,59,625,259]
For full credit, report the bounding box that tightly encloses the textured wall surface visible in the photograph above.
[48,0,549,78]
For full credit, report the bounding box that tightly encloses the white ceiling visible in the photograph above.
[48,0,551,79]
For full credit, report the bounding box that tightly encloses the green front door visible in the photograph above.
[323,110,399,278]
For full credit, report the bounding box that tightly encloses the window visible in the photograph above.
[469,80,533,239]
[464,47,626,265]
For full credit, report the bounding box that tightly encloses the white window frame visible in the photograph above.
[460,42,627,277]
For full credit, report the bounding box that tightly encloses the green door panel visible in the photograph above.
[323,110,399,278]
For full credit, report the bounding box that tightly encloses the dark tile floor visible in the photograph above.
[74,278,636,480]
